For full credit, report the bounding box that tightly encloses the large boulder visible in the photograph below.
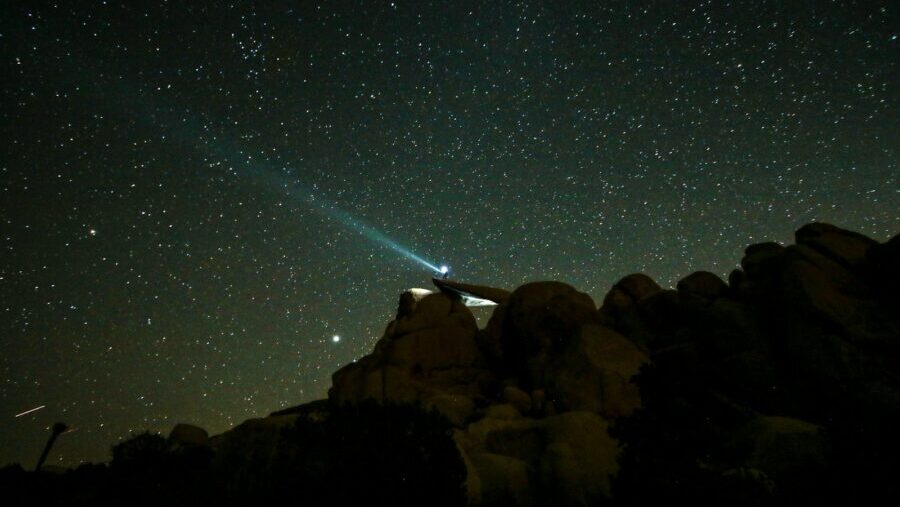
[330,290,488,425]
[389,290,479,337]
[545,324,647,419]
[168,423,209,447]
[741,242,786,281]
[382,324,482,371]
[677,271,729,301]
[597,274,661,344]
[456,410,620,506]
[775,242,897,385]
[502,386,533,414]
[484,282,598,385]
[729,228,900,396]
[795,222,878,271]
[615,273,663,302]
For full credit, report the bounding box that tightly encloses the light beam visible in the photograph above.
[160,110,444,273]
[89,76,443,274]
[302,195,443,273]
[44,54,447,275]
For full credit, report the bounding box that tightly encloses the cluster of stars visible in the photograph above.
[1,1,896,466]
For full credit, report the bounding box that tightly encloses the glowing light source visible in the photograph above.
[440,265,449,274]
[332,335,341,343]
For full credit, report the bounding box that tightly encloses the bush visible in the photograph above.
[257,400,467,506]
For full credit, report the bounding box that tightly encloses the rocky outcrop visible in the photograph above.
[606,223,900,505]
[168,424,209,448]
[545,324,646,419]
[795,222,878,270]
[8,222,898,506]
[482,281,606,379]
[318,223,900,505]
[329,289,489,425]
[597,273,661,348]
[677,270,729,300]
[143,221,898,507]
[326,280,648,506]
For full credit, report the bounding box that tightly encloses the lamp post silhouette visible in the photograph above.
[35,422,69,471]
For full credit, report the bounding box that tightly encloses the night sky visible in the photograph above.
[1,1,897,467]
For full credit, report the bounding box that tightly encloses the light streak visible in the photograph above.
[95,79,444,274]
[159,115,442,273]
[306,196,443,272]
[14,405,45,418]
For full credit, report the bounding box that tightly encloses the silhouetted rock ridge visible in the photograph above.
[4,222,898,507]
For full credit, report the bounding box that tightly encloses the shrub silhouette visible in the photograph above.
[252,400,467,506]
[110,432,169,470]
[108,431,215,505]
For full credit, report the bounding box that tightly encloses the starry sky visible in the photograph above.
[1,1,897,467]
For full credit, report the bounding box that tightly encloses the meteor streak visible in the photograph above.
[14,405,45,418]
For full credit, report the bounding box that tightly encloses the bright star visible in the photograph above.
[332,335,341,343]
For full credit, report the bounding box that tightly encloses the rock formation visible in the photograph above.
[329,288,490,425]
[329,280,649,505]
[608,223,900,505]
[433,278,512,305]
[323,222,900,505]
[10,222,896,506]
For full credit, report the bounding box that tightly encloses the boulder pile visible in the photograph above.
[206,223,900,505]
[330,279,648,505]
[8,223,897,506]
[324,222,899,505]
